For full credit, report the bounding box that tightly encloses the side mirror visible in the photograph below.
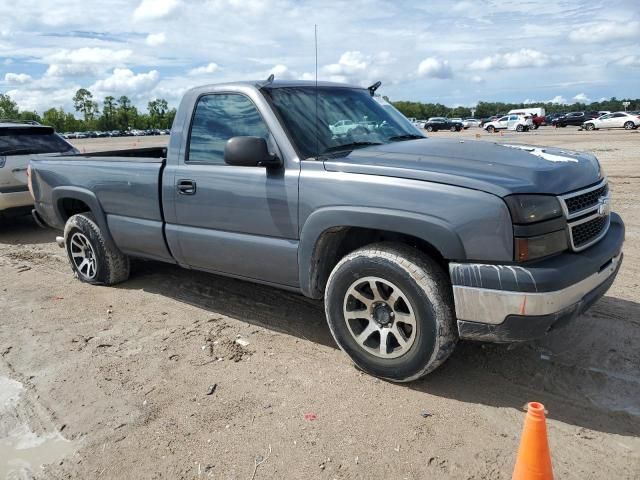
[224,136,281,168]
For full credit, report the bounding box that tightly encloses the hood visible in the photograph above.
[323,138,602,197]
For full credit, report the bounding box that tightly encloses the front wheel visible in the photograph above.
[324,243,457,382]
[450,126,457,132]
[426,125,434,132]
[64,213,130,285]
[624,121,635,130]
[585,123,596,131]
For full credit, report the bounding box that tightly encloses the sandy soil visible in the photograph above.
[1,127,639,479]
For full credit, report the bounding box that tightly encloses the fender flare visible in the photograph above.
[298,206,466,298]
[51,186,117,250]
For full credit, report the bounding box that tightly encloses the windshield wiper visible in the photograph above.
[321,141,384,155]
[387,134,425,142]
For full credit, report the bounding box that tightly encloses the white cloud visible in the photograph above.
[133,0,180,21]
[611,55,640,67]
[469,48,569,71]
[4,73,32,84]
[91,68,160,95]
[471,75,484,83]
[44,48,132,77]
[569,21,640,43]
[188,62,219,76]
[572,93,590,103]
[145,32,167,46]
[548,95,567,105]
[417,57,453,79]
[324,51,368,76]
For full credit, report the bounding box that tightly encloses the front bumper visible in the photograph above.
[450,213,625,342]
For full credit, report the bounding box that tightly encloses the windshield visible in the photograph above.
[264,86,424,159]
[0,127,76,155]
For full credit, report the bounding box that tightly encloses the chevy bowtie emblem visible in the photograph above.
[597,197,611,217]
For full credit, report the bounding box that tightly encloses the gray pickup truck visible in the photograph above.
[28,80,624,382]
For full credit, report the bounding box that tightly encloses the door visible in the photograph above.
[166,93,300,287]
[507,115,519,130]
[610,112,627,128]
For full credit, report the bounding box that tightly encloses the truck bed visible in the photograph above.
[30,149,173,262]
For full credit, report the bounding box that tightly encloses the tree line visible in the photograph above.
[0,89,176,132]
[2,89,639,132]
[389,97,640,120]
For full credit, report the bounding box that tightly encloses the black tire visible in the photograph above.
[585,123,595,131]
[516,124,524,132]
[533,124,539,130]
[487,125,495,133]
[324,243,457,382]
[425,125,433,132]
[624,121,635,130]
[63,213,130,285]
[450,125,457,132]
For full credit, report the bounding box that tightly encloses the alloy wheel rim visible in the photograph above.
[343,276,417,359]
[69,232,98,280]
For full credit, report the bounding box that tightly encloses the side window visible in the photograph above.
[188,94,269,165]
[509,115,518,121]
[499,116,508,122]
[612,113,626,118]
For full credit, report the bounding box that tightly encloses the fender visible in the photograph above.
[298,206,466,297]
[51,186,118,251]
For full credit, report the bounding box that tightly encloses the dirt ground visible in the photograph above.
[1,127,639,479]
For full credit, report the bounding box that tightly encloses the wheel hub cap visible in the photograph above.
[69,232,98,280]
[343,276,417,359]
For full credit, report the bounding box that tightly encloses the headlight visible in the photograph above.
[504,195,562,224]
[515,230,568,262]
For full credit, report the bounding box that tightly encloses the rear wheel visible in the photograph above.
[533,124,539,130]
[64,213,130,285]
[516,124,525,132]
[450,125,457,132]
[624,121,635,130]
[426,125,434,132]
[324,243,457,382]
[487,125,495,133]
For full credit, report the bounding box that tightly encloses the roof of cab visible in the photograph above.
[184,79,365,96]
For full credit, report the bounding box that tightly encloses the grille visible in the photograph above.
[571,215,608,249]
[564,183,608,215]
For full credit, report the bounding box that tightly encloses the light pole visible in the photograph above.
[622,101,630,112]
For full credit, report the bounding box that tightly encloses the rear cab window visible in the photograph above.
[187,94,270,165]
[0,127,75,155]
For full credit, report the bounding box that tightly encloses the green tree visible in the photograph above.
[116,95,136,130]
[0,93,20,119]
[147,98,168,128]
[100,96,117,130]
[73,88,99,124]
[42,108,67,131]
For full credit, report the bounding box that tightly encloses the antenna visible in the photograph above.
[315,24,319,159]
[255,74,275,89]
[368,81,381,97]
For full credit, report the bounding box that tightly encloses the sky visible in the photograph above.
[1,0,639,114]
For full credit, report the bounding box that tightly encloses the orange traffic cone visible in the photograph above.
[512,402,553,480]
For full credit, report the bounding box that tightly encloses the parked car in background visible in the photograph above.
[484,114,533,133]
[28,79,624,382]
[449,118,467,129]
[552,111,599,127]
[583,112,640,131]
[412,119,427,129]
[462,118,481,128]
[424,117,463,132]
[479,114,505,127]
[509,111,545,129]
[1,121,77,218]
[329,119,357,135]
[508,107,545,118]
[544,113,565,125]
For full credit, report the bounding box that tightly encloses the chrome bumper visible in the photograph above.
[451,253,622,325]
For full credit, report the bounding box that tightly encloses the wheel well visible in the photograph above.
[309,227,447,298]
[58,198,91,222]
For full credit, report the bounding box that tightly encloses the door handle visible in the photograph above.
[177,179,196,195]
